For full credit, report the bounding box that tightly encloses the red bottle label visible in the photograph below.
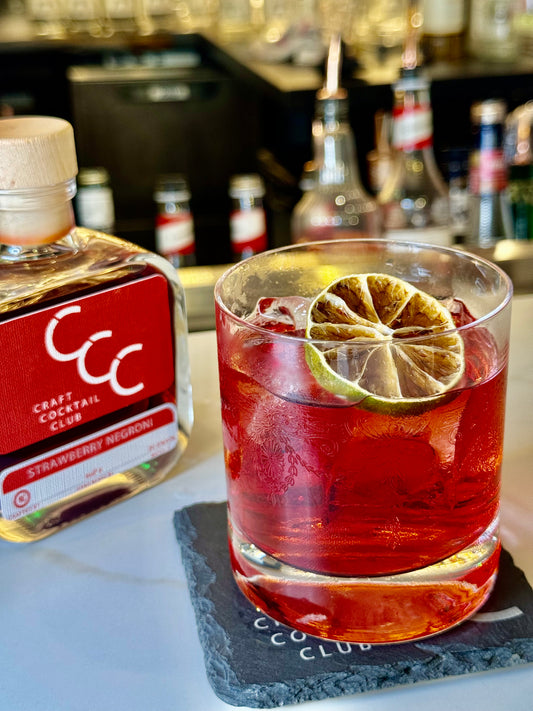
[230,208,267,256]
[1,403,177,520]
[0,274,175,455]
[469,149,508,194]
[155,213,195,256]
[392,104,433,151]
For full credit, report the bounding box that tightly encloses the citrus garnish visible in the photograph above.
[305,273,465,413]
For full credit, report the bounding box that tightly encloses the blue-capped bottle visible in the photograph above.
[466,99,514,247]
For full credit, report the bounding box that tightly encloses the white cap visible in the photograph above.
[471,99,507,125]
[229,174,265,199]
[0,116,78,190]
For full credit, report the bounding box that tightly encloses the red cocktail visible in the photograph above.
[215,240,512,643]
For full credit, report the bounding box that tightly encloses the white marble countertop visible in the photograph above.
[2,294,533,711]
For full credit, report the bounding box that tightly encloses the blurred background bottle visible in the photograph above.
[76,166,115,234]
[378,3,452,245]
[26,0,67,37]
[102,0,138,34]
[65,0,102,36]
[291,33,381,243]
[154,174,196,267]
[349,0,409,75]
[217,0,253,41]
[466,99,514,247]
[366,110,395,195]
[444,146,470,243]
[297,159,318,194]
[513,4,533,58]
[508,163,533,239]
[421,0,466,63]
[468,0,519,63]
[251,0,325,65]
[505,101,533,240]
[229,173,268,260]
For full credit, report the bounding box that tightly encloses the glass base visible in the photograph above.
[228,516,500,644]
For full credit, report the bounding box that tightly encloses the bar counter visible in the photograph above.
[1,294,533,711]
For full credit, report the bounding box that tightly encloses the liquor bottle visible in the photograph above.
[291,33,381,243]
[505,102,533,240]
[76,167,115,234]
[508,163,533,240]
[217,0,253,42]
[0,116,193,542]
[66,0,102,37]
[444,147,470,243]
[421,0,465,63]
[514,5,533,57]
[102,0,138,33]
[466,99,514,247]
[351,0,409,74]
[366,110,395,194]
[297,160,318,194]
[229,173,268,260]
[154,174,196,268]
[378,4,452,246]
[468,0,519,63]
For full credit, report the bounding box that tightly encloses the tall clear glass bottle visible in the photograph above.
[0,116,193,542]
[466,99,514,247]
[291,34,381,243]
[378,4,452,246]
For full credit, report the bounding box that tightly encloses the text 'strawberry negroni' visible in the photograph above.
[215,240,513,645]
[0,116,193,542]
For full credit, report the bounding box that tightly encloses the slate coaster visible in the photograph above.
[173,501,533,708]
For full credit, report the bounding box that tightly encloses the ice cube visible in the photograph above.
[241,296,349,407]
[247,296,310,337]
[444,297,476,327]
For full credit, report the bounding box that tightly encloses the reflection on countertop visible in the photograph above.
[180,263,228,332]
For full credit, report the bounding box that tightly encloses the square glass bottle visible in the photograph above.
[0,116,193,542]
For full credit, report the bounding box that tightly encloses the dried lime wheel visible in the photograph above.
[305,273,465,413]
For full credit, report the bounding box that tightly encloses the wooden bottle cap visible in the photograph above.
[0,116,78,190]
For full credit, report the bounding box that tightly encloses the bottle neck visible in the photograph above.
[231,192,264,212]
[472,119,504,152]
[313,99,362,188]
[0,179,79,260]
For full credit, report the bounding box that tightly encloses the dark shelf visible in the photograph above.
[2,25,533,261]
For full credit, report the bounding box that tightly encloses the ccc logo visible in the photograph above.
[45,305,144,397]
